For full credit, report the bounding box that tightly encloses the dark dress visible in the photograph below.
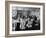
[15,23,20,31]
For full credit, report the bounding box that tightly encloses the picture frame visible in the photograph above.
[5,1,45,37]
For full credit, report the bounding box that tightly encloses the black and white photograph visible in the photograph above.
[12,7,40,31]
[7,2,45,36]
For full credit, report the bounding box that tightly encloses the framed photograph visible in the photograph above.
[5,1,45,37]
